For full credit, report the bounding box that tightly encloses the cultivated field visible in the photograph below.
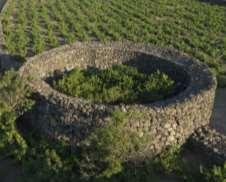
[1,0,226,86]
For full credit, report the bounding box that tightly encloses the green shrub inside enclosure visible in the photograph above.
[54,64,176,104]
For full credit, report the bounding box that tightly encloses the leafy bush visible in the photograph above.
[78,110,148,179]
[21,140,76,182]
[0,70,34,114]
[153,146,184,175]
[201,163,226,182]
[0,70,34,160]
[54,65,175,104]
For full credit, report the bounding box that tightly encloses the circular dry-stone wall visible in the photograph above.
[19,42,216,159]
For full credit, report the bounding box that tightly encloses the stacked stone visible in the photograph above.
[19,42,217,160]
[190,126,226,164]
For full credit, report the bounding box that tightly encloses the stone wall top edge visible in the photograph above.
[20,42,216,110]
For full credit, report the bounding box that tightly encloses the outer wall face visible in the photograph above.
[19,42,217,159]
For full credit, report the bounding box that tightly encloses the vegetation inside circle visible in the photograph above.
[53,65,176,104]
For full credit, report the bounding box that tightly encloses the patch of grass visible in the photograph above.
[53,65,175,104]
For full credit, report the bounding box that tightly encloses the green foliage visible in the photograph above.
[0,70,34,114]
[0,109,27,160]
[48,28,59,48]
[54,65,175,104]
[22,140,74,182]
[0,70,34,160]
[201,163,226,182]
[153,146,184,175]
[79,109,148,179]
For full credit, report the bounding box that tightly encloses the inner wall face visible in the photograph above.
[43,47,189,95]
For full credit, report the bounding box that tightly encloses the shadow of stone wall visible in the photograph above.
[0,54,24,71]
[189,126,226,165]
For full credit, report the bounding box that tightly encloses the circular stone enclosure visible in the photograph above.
[19,42,216,159]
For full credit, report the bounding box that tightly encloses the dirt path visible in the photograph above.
[210,89,226,135]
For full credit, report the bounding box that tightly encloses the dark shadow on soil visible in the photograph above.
[200,0,226,6]
[0,158,23,182]
[0,53,25,72]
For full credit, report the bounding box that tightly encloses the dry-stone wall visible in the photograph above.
[19,42,217,160]
[190,126,226,164]
[0,0,224,164]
